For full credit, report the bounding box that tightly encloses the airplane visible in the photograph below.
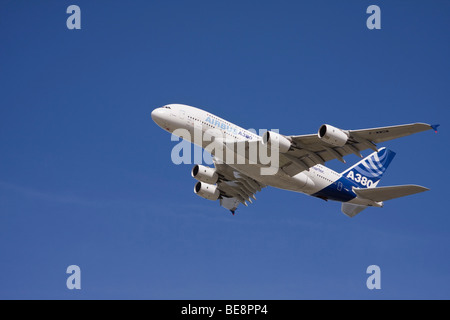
[151,104,438,217]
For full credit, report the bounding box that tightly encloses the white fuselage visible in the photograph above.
[151,104,375,206]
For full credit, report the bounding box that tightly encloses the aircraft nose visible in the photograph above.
[151,107,167,124]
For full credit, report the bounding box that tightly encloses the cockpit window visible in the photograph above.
[163,106,171,109]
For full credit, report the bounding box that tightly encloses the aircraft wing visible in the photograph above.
[212,160,265,214]
[280,123,437,176]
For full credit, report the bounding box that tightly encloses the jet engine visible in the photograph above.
[191,165,219,184]
[262,131,291,153]
[318,124,349,147]
[194,182,220,201]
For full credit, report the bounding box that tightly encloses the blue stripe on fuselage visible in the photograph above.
[311,176,358,202]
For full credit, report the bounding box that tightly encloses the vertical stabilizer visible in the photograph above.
[341,147,396,188]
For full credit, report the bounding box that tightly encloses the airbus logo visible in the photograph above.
[205,116,237,134]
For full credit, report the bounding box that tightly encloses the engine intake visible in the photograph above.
[318,124,348,147]
[194,182,220,201]
[191,165,219,184]
[262,131,291,153]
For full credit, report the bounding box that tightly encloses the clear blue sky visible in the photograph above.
[0,0,449,299]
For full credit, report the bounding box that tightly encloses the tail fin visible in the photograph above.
[341,147,396,188]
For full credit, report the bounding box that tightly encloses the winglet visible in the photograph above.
[431,124,440,133]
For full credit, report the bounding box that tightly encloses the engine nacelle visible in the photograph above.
[262,131,291,153]
[191,165,218,184]
[194,182,220,201]
[318,124,348,147]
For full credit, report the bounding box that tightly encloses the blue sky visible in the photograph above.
[0,0,449,299]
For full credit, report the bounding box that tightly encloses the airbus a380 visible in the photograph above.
[151,104,438,217]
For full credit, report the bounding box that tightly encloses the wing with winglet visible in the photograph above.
[277,122,437,177]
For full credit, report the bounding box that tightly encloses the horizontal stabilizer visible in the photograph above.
[341,203,368,218]
[353,185,429,202]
